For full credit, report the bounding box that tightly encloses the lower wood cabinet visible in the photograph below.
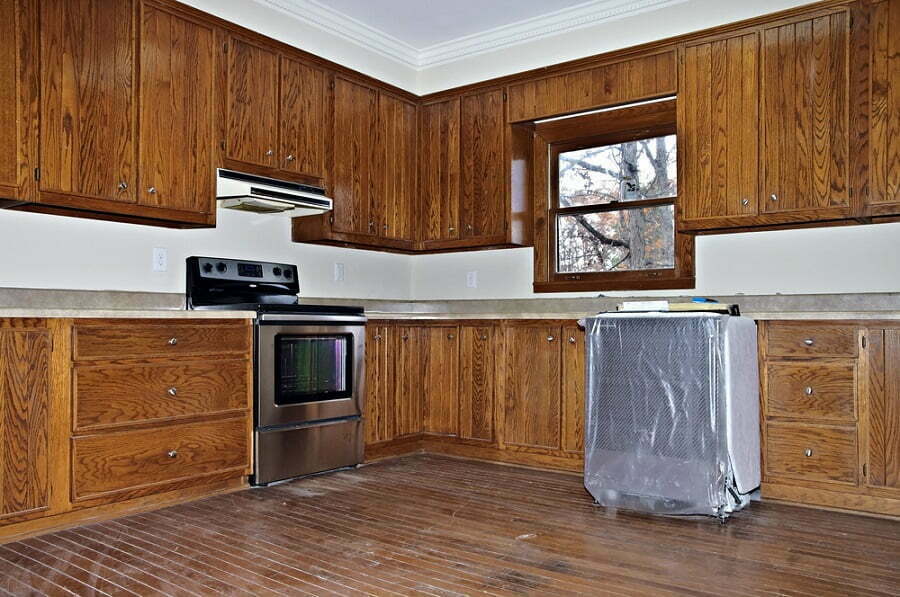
[0,317,253,541]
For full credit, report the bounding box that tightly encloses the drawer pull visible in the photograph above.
[167,387,178,397]
[167,337,178,346]
[447,333,456,340]
[374,334,382,340]
[804,448,813,458]
[167,450,178,458]
[803,338,814,346]
[804,386,814,396]
[547,336,555,342]
[568,336,576,344]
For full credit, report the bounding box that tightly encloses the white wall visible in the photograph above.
[0,208,412,299]
[410,223,900,299]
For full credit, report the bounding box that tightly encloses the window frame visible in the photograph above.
[532,98,695,292]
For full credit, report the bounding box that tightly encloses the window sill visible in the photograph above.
[533,276,696,293]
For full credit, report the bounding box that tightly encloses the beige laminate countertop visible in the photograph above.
[363,310,900,321]
[0,308,256,319]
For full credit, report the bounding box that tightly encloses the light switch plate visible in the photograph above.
[334,262,345,282]
[152,247,168,272]
[466,271,478,289]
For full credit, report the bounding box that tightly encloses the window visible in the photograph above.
[531,98,694,292]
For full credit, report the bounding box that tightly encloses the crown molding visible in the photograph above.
[254,0,687,71]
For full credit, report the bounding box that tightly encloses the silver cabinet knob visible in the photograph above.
[401,335,409,341]
[547,336,555,342]
[167,450,178,458]
[449,226,456,233]
[373,334,382,340]
[466,224,474,231]
[803,338,814,346]
[167,337,178,346]
[804,386,814,396]
[147,186,157,194]
[480,335,488,340]
[447,333,455,340]
[285,154,295,161]
[383,224,388,231]
[741,198,750,206]
[804,448,813,458]
[368,221,375,231]
[118,181,128,191]
[265,149,274,156]
[568,336,576,344]
[770,193,778,202]
[167,387,178,396]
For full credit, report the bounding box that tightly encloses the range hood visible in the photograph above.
[216,168,332,216]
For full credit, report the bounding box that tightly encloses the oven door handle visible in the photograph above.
[257,313,367,324]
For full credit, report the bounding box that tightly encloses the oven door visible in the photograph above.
[256,315,365,428]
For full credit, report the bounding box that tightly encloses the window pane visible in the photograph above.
[557,205,675,274]
[558,134,677,208]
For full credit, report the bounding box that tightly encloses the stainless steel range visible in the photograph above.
[186,256,365,485]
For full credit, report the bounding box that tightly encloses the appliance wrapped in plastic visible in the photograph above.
[583,313,760,519]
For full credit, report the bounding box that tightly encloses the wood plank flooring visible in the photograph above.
[1,454,898,596]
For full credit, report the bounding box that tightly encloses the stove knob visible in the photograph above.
[201,262,213,273]
[284,269,293,279]
[216,262,227,273]
[272,267,282,277]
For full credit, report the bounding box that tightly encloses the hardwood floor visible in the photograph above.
[1,454,898,596]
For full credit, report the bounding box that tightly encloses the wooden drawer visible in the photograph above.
[765,423,858,485]
[74,359,250,432]
[72,417,249,501]
[766,361,857,422]
[766,323,858,358]
[74,322,250,361]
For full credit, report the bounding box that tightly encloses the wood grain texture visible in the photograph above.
[225,36,279,169]
[39,0,136,202]
[72,417,248,501]
[766,361,857,422]
[394,326,423,438]
[766,422,858,485]
[460,89,506,240]
[419,99,461,245]
[679,33,759,225]
[503,325,561,450]
[869,0,900,212]
[766,322,858,357]
[73,322,251,361]
[279,56,326,179]
[377,93,417,241]
[459,326,494,442]
[562,325,585,454]
[0,327,50,520]
[760,9,850,214]
[873,329,900,490]
[0,0,19,191]
[73,359,249,432]
[138,1,215,214]
[364,325,393,444]
[866,329,887,488]
[422,326,459,436]
[332,77,378,235]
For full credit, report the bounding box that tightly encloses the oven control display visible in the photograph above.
[238,263,263,278]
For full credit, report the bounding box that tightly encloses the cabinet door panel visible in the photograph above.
[761,11,849,214]
[394,327,422,438]
[460,90,506,239]
[562,325,585,454]
[504,326,561,449]
[39,0,135,202]
[280,57,326,179]
[364,325,392,444]
[870,0,900,212]
[377,94,417,241]
[332,78,377,235]
[680,34,759,223]
[420,99,460,243]
[138,3,215,214]
[459,326,494,442]
[423,327,459,436]
[868,330,900,492]
[0,329,50,520]
[226,37,279,169]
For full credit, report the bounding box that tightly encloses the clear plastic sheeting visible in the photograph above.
[583,313,760,519]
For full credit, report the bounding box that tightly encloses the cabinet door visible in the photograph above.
[504,325,561,449]
[138,2,215,214]
[869,0,900,213]
[679,33,759,225]
[423,326,459,436]
[377,94,417,241]
[419,99,460,244]
[459,326,495,442]
[867,329,900,494]
[460,89,506,240]
[39,0,136,203]
[364,325,393,444]
[562,325,585,454]
[760,10,850,215]
[226,37,279,169]
[332,77,377,236]
[394,327,423,438]
[280,57,327,179]
[0,327,50,521]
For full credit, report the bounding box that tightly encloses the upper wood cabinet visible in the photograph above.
[376,93,417,242]
[279,56,327,179]
[419,99,461,247]
[868,0,900,216]
[460,89,507,241]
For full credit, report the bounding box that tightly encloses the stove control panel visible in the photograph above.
[189,257,297,285]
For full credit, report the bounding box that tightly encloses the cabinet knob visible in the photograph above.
[770,193,778,202]
[285,154,295,161]
[167,450,178,458]
[118,181,128,191]
[568,336,576,344]
[804,448,813,458]
[147,186,157,194]
[265,149,274,156]
[466,224,474,231]
[547,335,555,342]
[741,198,750,206]
[447,333,455,340]
[804,386,814,396]
[374,334,382,340]
[383,224,388,231]
[803,338,814,346]
[167,337,178,346]
[167,387,178,397]
[368,221,375,231]
[449,226,456,233]
[480,335,488,340]
[402,335,409,341]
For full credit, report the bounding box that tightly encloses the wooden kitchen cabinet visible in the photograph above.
[868,0,900,217]
[459,326,495,442]
[376,93,418,242]
[423,326,459,436]
[279,56,328,180]
[419,98,461,247]
[459,89,507,242]
[865,329,900,497]
[562,325,585,454]
[364,324,393,445]
[503,324,562,450]
[393,326,423,438]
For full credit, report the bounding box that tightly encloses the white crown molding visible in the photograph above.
[254,0,687,71]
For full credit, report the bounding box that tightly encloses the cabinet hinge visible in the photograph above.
[329,80,335,90]
[502,91,508,101]
[223,42,228,53]
[862,335,867,349]
[329,214,334,224]
[220,140,226,152]
[33,167,40,181]
[863,462,867,477]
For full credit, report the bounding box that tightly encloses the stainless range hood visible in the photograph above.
[216,168,332,216]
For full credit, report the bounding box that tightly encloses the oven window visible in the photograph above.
[275,334,352,405]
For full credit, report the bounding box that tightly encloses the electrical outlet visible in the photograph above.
[152,247,168,272]
[466,271,478,289]
[334,262,345,282]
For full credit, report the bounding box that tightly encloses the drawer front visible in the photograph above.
[766,362,857,422]
[74,323,250,361]
[766,323,858,358]
[74,360,250,431]
[766,423,858,485]
[72,417,249,500]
